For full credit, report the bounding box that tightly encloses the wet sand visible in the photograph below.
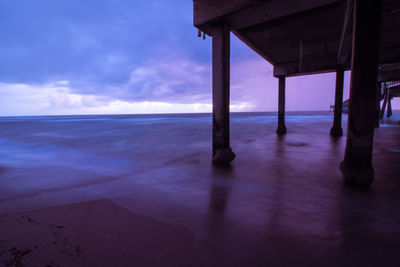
[0,112,399,266]
[0,199,196,266]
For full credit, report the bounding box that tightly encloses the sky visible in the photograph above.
[0,0,398,116]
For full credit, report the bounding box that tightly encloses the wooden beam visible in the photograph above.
[377,64,400,82]
[337,0,353,66]
[232,31,277,65]
[194,0,341,33]
[194,0,262,29]
[228,0,341,30]
[273,55,350,77]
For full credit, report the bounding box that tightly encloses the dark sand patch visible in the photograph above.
[0,199,198,267]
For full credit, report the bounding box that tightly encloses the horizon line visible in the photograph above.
[0,110,377,118]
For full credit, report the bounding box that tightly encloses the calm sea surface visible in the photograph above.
[0,111,398,179]
[0,111,399,213]
[0,111,400,266]
[0,111,342,176]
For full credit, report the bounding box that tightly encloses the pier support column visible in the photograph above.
[330,69,345,137]
[340,0,382,187]
[380,82,388,119]
[387,96,392,118]
[211,23,235,165]
[276,76,287,134]
[375,82,381,128]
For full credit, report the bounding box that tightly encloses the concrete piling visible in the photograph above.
[276,76,287,135]
[340,0,382,187]
[330,69,345,137]
[212,24,236,165]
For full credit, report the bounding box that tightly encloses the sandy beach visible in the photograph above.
[0,112,399,266]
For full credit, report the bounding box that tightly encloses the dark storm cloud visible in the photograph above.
[0,0,214,101]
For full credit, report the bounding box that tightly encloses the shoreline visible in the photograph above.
[0,112,399,266]
[0,110,399,118]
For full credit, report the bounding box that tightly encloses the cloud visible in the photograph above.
[0,0,209,87]
[0,82,112,115]
[0,0,275,114]
[109,55,212,103]
[231,58,277,111]
[1,60,395,116]
[1,1,395,115]
[0,81,252,116]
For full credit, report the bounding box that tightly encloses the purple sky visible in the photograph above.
[0,0,397,115]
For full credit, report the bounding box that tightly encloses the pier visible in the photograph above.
[194,0,400,187]
[0,113,400,266]
[0,1,399,266]
[379,80,400,119]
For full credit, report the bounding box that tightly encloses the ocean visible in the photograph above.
[0,111,399,266]
[0,112,340,191]
[0,111,399,208]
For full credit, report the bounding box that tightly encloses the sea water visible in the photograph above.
[0,111,399,267]
[0,111,399,217]
[0,112,338,177]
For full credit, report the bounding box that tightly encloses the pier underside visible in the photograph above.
[194,0,400,186]
[194,0,400,77]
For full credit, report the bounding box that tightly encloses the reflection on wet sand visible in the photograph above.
[0,113,399,266]
[203,166,232,266]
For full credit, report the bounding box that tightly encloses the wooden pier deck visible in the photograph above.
[193,0,400,187]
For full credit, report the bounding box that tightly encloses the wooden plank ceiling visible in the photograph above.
[194,0,400,78]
